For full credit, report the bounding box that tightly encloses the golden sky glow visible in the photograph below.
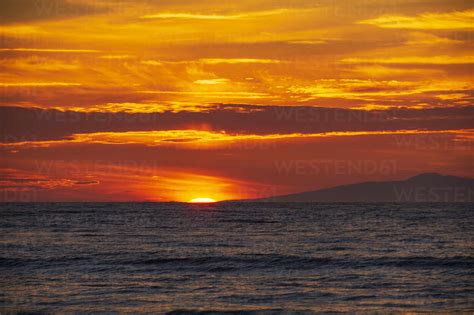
[189,197,217,203]
[0,0,473,201]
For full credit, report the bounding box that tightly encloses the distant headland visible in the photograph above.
[240,173,474,202]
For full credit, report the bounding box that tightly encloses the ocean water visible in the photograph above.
[0,202,473,313]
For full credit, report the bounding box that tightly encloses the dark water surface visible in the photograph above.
[0,202,473,313]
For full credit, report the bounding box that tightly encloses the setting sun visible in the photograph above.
[189,198,217,203]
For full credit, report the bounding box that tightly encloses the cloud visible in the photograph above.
[139,90,271,99]
[342,56,474,65]
[140,58,281,66]
[0,168,75,190]
[287,79,474,104]
[99,54,134,60]
[194,78,230,85]
[1,105,473,144]
[199,58,281,64]
[4,129,474,150]
[140,9,288,20]
[74,180,99,185]
[0,48,100,53]
[349,65,443,78]
[0,82,81,87]
[0,0,106,24]
[359,9,474,30]
[404,32,463,46]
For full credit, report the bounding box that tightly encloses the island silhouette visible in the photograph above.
[242,173,474,202]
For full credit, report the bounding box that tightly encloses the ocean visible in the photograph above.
[0,202,473,313]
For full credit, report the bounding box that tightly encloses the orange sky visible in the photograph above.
[1,0,473,201]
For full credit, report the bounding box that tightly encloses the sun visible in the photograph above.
[188,197,217,203]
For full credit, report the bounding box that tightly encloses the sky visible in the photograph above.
[0,0,473,202]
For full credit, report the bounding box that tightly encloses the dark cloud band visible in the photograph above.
[1,104,473,143]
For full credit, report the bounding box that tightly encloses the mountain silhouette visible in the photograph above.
[251,173,474,202]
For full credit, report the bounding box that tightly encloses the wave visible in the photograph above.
[122,254,474,271]
[166,310,298,315]
[2,254,472,271]
[219,219,280,224]
[0,256,89,267]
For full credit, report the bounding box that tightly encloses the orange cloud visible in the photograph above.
[3,129,473,151]
[359,9,474,30]
[0,48,100,53]
[141,9,290,20]
[0,82,81,87]
[342,56,474,65]
[199,58,281,64]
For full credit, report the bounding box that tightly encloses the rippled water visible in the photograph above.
[0,202,473,313]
